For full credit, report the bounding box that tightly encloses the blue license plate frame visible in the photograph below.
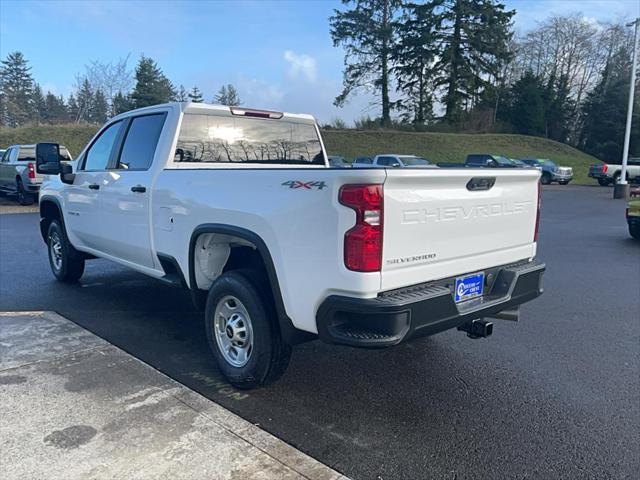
[454,272,485,303]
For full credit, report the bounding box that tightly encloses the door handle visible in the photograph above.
[131,185,146,193]
[88,184,100,190]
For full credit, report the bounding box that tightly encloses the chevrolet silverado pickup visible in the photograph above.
[589,159,640,186]
[36,102,545,389]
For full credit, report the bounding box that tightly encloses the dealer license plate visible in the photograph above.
[454,272,484,303]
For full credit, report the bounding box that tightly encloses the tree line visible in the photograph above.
[331,0,639,161]
[0,53,242,128]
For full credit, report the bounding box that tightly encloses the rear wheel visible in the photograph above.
[630,224,640,240]
[204,269,291,389]
[597,178,610,187]
[47,220,85,282]
[16,179,34,205]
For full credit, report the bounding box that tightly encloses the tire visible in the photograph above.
[613,172,621,185]
[630,224,640,240]
[47,219,85,282]
[540,172,551,185]
[597,178,609,187]
[204,269,291,389]
[16,179,34,206]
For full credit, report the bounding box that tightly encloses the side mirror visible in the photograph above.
[36,142,61,175]
[60,162,75,185]
[392,163,401,168]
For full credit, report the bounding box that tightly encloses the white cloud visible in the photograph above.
[283,50,317,82]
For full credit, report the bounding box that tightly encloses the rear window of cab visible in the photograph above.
[175,114,324,165]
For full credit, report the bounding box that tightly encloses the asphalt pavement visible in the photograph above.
[0,185,638,479]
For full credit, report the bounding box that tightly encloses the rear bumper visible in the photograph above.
[316,260,545,347]
[588,172,607,179]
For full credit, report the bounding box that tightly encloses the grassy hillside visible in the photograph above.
[323,130,601,184]
[1,124,602,184]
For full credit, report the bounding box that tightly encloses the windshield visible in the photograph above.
[401,156,430,166]
[495,156,514,166]
[542,160,558,169]
[175,113,324,165]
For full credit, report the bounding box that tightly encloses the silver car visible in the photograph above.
[0,144,72,205]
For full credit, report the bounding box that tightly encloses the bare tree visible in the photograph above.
[80,56,134,116]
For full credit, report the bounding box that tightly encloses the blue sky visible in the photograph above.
[1,0,638,123]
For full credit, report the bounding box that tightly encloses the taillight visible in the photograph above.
[27,162,36,179]
[534,181,541,241]
[339,184,383,272]
[602,164,608,173]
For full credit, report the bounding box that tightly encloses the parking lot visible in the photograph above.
[0,185,638,479]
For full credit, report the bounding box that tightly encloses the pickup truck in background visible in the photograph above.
[36,102,545,389]
[353,154,434,168]
[0,144,72,204]
[521,158,573,185]
[588,159,640,186]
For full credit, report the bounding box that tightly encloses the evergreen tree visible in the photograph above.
[188,86,204,103]
[0,51,36,126]
[75,78,94,123]
[543,74,573,142]
[176,84,188,102]
[32,84,46,124]
[330,0,402,126]
[131,55,176,108]
[112,91,134,115]
[510,71,545,136]
[67,93,79,123]
[89,88,108,123]
[430,0,514,123]
[580,47,640,162]
[214,84,242,106]
[44,93,67,124]
[393,2,439,124]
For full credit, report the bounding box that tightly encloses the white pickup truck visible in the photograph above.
[36,102,545,389]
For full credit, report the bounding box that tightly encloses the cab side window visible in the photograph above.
[83,121,123,171]
[1,148,11,162]
[117,114,166,170]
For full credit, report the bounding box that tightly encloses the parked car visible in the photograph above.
[353,154,434,168]
[352,156,372,166]
[37,102,545,389]
[465,154,521,168]
[588,159,640,186]
[0,144,72,205]
[327,155,349,167]
[627,188,640,240]
[521,158,573,185]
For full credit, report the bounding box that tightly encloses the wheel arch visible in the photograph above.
[39,196,64,243]
[188,223,313,345]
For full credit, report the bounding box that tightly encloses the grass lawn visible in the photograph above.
[1,124,603,185]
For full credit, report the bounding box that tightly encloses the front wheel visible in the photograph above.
[47,220,85,282]
[630,224,640,240]
[204,270,291,389]
[540,173,551,185]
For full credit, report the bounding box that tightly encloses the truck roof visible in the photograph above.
[111,102,317,125]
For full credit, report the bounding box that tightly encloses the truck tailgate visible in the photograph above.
[381,168,540,291]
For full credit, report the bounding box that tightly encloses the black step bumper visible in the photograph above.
[316,260,545,347]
